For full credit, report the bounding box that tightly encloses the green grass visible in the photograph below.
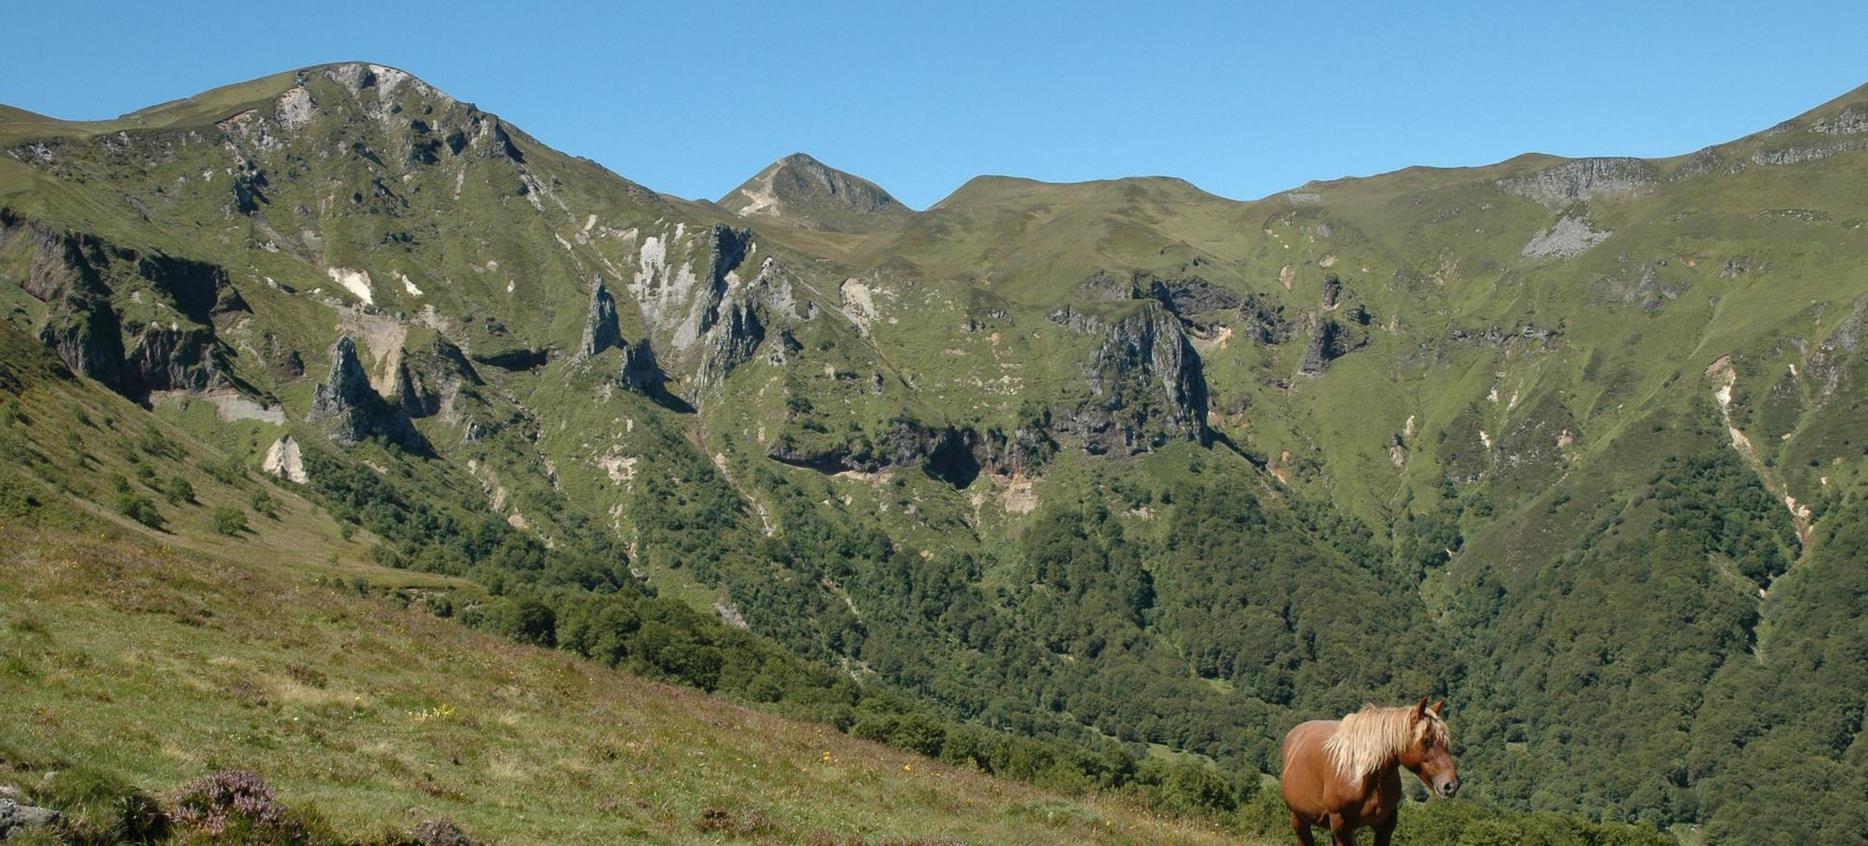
[0,525,1249,846]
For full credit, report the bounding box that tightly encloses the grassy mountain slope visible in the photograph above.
[2,528,1247,845]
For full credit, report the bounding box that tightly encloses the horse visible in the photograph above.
[1279,698,1459,845]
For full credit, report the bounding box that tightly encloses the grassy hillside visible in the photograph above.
[0,525,1252,845]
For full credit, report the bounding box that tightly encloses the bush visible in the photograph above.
[210,506,248,536]
[115,494,163,529]
[250,490,279,519]
[168,769,323,845]
[493,598,557,647]
[163,477,196,506]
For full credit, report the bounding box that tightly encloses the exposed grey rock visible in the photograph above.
[1145,276,1242,317]
[618,340,666,393]
[3,210,243,399]
[1299,319,1347,377]
[1320,274,1343,310]
[694,298,764,394]
[1055,302,1209,454]
[1750,140,1868,166]
[1522,216,1612,258]
[1077,270,1243,318]
[397,337,481,419]
[1498,157,1657,208]
[1447,324,1558,347]
[0,798,63,839]
[768,417,998,489]
[406,818,476,846]
[1238,293,1293,346]
[699,225,753,336]
[574,276,622,362]
[1806,297,1868,399]
[1812,105,1868,135]
[692,254,806,396]
[307,336,424,450]
[1597,261,1690,312]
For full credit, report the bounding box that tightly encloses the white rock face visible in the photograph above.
[839,278,879,336]
[275,86,317,129]
[262,436,308,484]
[369,64,410,96]
[327,267,374,304]
[630,231,708,350]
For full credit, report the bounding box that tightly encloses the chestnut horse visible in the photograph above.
[1279,698,1459,845]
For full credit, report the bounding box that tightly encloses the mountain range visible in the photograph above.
[2,62,1865,844]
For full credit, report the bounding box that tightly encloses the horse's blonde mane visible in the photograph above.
[1322,704,1446,781]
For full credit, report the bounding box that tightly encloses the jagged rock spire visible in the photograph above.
[575,276,622,362]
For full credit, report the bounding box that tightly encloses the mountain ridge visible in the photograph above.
[5,62,1867,210]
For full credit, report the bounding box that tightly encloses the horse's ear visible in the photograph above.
[1413,697,1430,719]
[1429,699,1447,717]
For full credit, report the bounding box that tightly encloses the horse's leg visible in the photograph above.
[1290,811,1317,846]
[1372,814,1396,846]
[1327,814,1358,846]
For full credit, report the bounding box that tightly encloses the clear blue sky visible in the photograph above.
[3,1,1864,209]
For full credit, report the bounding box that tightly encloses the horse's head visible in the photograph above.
[1398,697,1460,798]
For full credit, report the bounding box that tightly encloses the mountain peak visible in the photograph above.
[720,152,911,234]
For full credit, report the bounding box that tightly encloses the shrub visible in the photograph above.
[210,506,248,536]
[493,598,557,647]
[168,769,314,844]
[163,477,196,506]
[115,494,163,529]
[250,490,279,519]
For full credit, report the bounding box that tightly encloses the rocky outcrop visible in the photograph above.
[0,798,63,839]
[4,210,244,399]
[1053,302,1209,454]
[574,277,622,362]
[1522,216,1611,258]
[407,819,477,846]
[1498,157,1658,208]
[1297,275,1374,377]
[1077,270,1243,321]
[767,417,1035,489]
[702,225,753,332]
[974,418,1058,477]
[691,254,805,396]
[395,337,481,419]
[262,435,308,484]
[1596,260,1690,312]
[307,336,425,450]
[1806,297,1868,400]
[694,298,765,394]
[618,340,666,393]
[1238,292,1293,346]
[1447,324,1559,348]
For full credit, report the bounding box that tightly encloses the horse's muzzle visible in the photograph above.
[1438,778,1461,798]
